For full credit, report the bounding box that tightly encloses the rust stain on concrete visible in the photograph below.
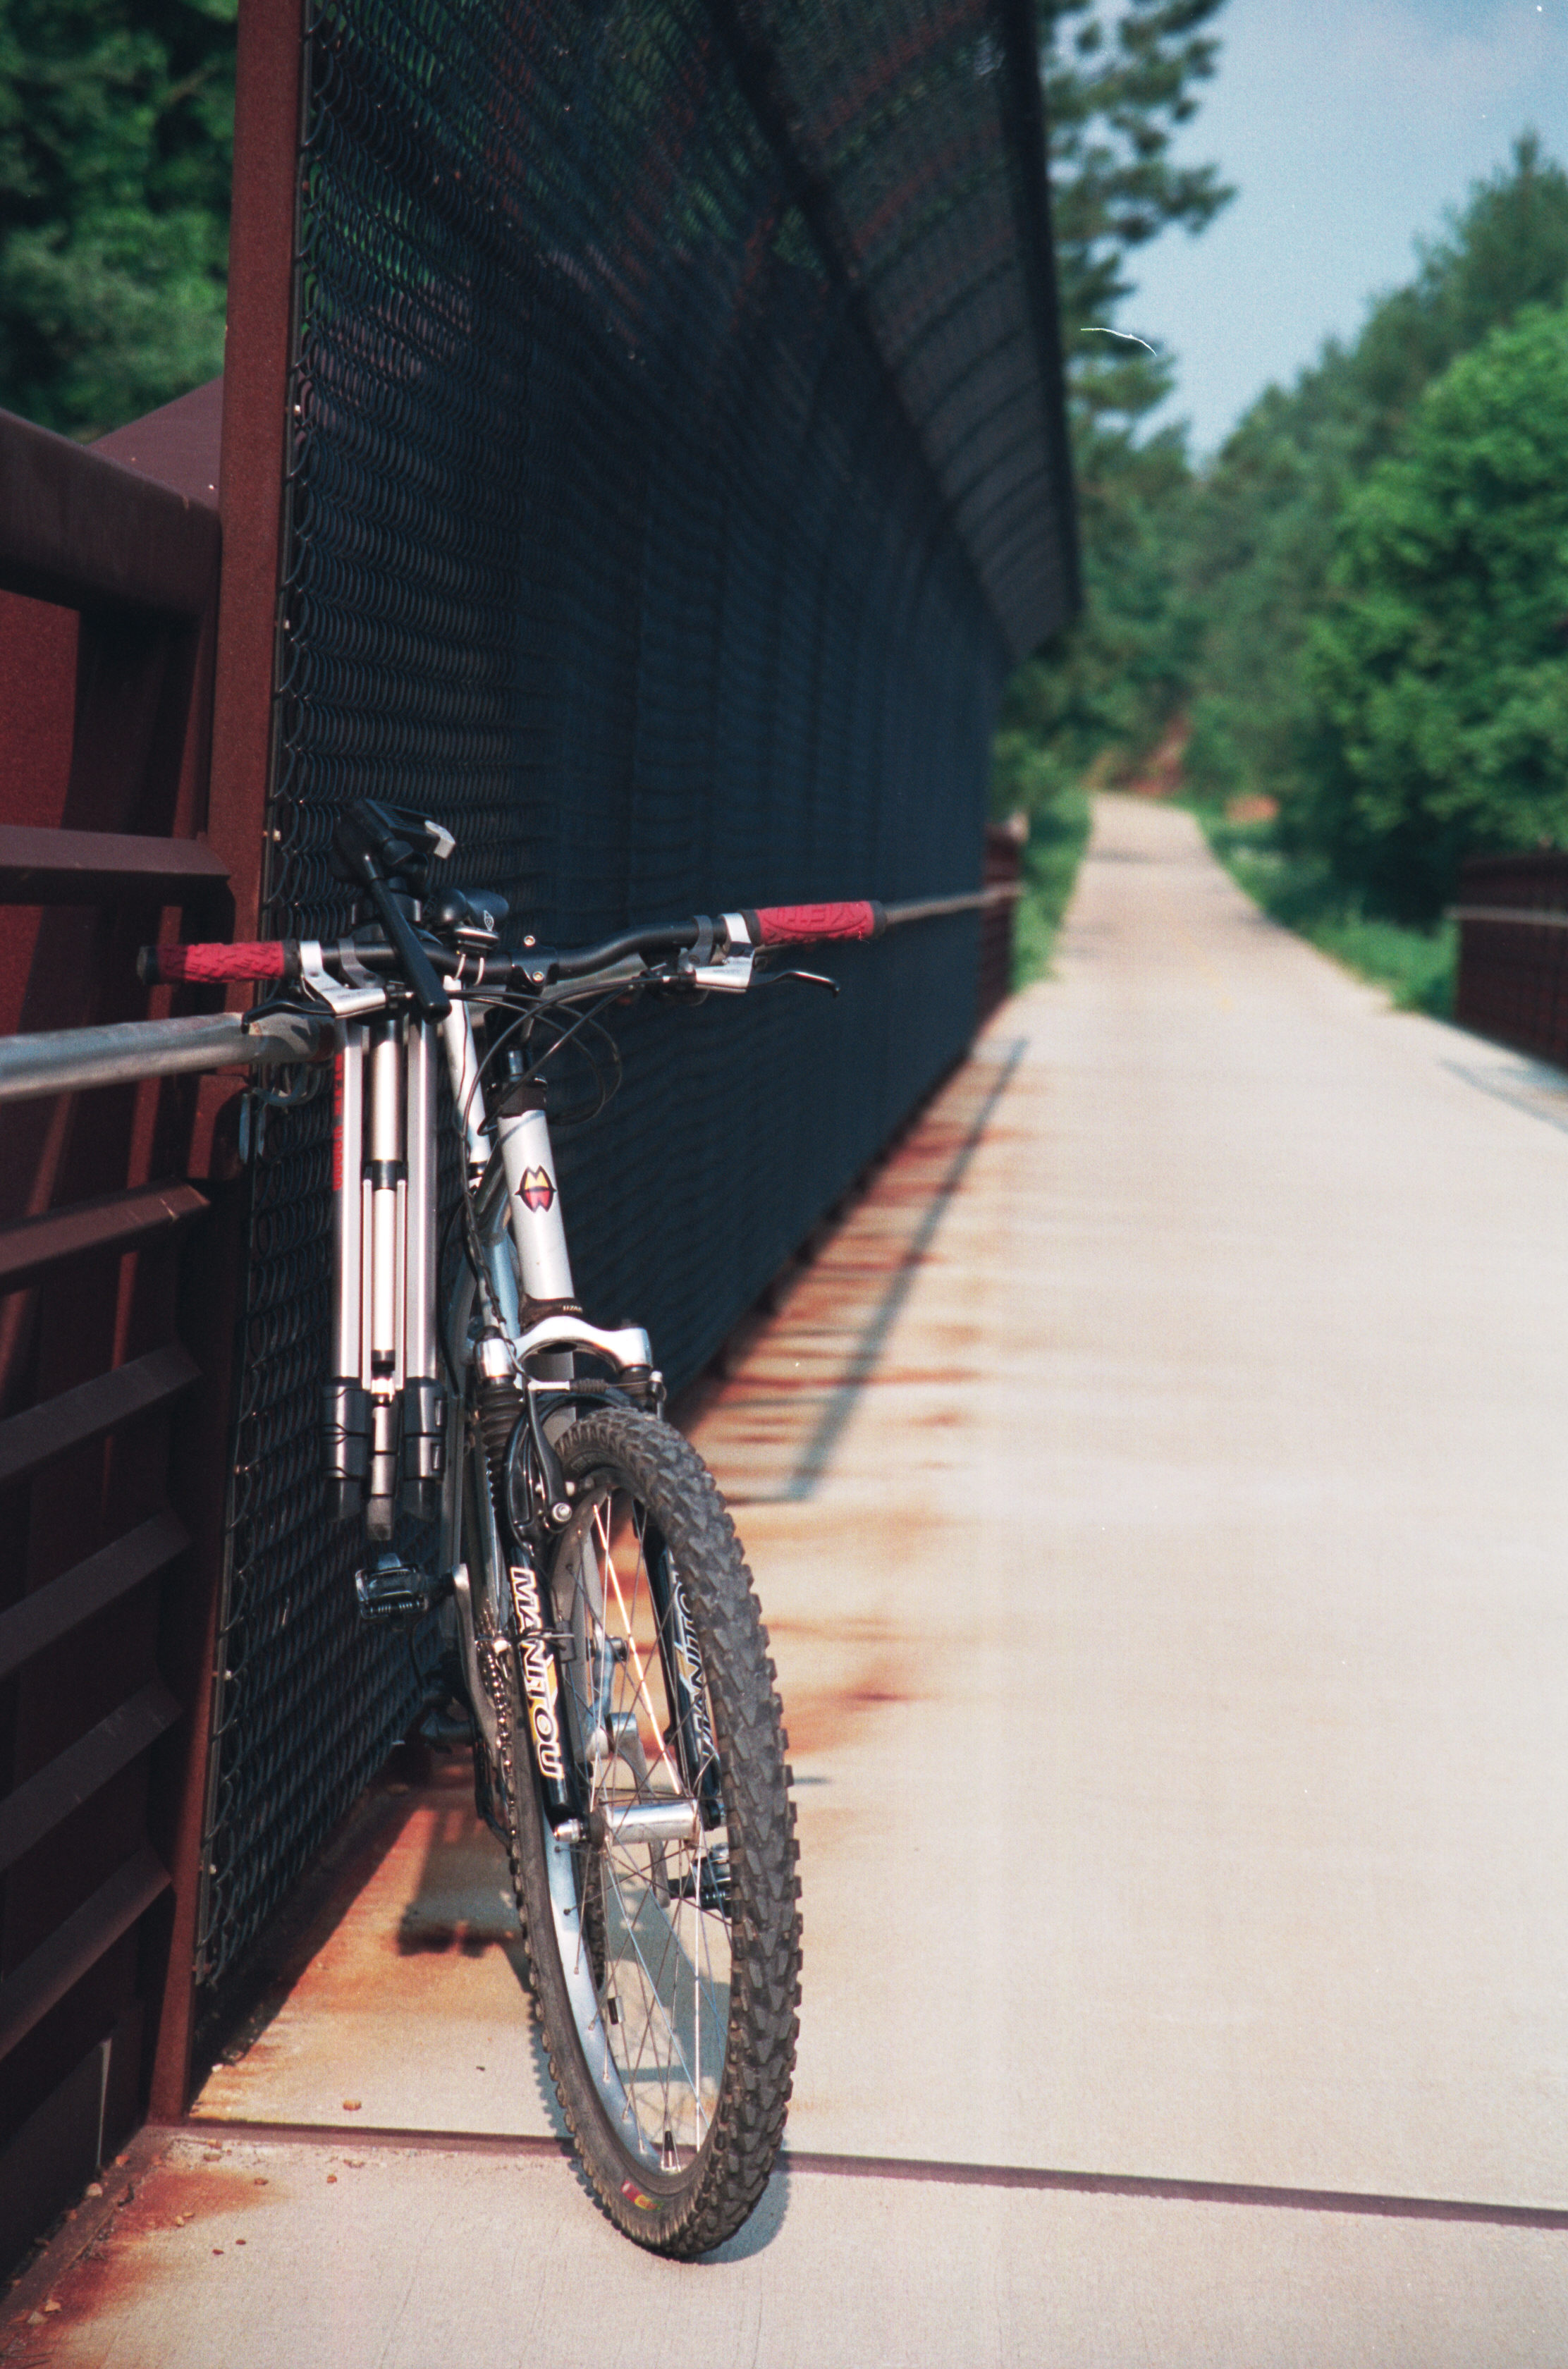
[4,2148,274,2352]
[776,1644,925,1758]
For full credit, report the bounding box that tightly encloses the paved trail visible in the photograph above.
[713,794,1568,2210]
[34,793,1568,2364]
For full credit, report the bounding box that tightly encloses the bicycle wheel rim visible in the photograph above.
[544,1465,733,2176]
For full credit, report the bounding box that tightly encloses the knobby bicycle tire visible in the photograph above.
[494,1408,800,2255]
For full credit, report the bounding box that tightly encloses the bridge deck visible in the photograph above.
[15,793,1568,2361]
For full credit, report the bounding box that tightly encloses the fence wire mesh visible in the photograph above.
[195,0,1074,1997]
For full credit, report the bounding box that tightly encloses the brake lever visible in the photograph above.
[759,968,840,998]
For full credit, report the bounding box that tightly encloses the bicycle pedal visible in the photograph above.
[355,1553,446,1624]
[418,1701,475,1751]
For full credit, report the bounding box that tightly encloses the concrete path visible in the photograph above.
[7,2123,1567,2368]
[16,793,1568,2361]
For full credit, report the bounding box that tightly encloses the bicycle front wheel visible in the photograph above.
[502,1408,800,2256]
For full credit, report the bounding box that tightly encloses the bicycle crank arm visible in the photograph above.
[449,1562,501,1760]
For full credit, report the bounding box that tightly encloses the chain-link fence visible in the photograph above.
[195,0,1074,2002]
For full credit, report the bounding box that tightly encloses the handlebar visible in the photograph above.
[140,899,888,998]
[548,901,884,979]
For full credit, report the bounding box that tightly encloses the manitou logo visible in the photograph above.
[519,1165,556,1213]
[509,1560,565,1782]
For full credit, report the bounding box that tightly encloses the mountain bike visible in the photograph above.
[142,799,883,2257]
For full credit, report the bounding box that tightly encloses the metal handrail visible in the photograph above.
[882,882,1023,926]
[1448,905,1568,930]
[0,1010,327,1106]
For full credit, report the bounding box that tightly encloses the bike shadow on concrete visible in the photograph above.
[191,1759,570,2147]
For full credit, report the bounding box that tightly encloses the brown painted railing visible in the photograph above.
[1452,852,1568,1069]
[979,818,1027,1022]
[0,400,243,2270]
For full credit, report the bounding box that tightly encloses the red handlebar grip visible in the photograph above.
[751,900,884,946]
[140,941,290,985]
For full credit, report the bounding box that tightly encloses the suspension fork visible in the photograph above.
[498,1087,581,1820]
[651,1538,725,1835]
[439,1005,580,1823]
[322,1020,369,1522]
[321,1008,445,1536]
[402,1015,443,1513]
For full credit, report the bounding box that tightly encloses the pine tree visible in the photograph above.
[997,0,1232,808]
[0,0,235,434]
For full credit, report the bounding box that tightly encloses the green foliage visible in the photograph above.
[991,1,1229,827]
[986,0,1229,983]
[999,419,1201,789]
[1011,787,1093,986]
[991,721,1079,818]
[1302,305,1568,917]
[1042,0,1232,343]
[1199,814,1455,1016]
[989,728,1094,985]
[1176,136,1568,921]
[0,0,235,434]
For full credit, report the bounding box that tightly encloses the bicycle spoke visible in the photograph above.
[494,1412,795,2246]
[548,1480,733,2155]
[602,1846,703,2131]
[597,1503,685,1796]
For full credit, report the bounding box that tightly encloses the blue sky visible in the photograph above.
[1116,0,1568,454]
